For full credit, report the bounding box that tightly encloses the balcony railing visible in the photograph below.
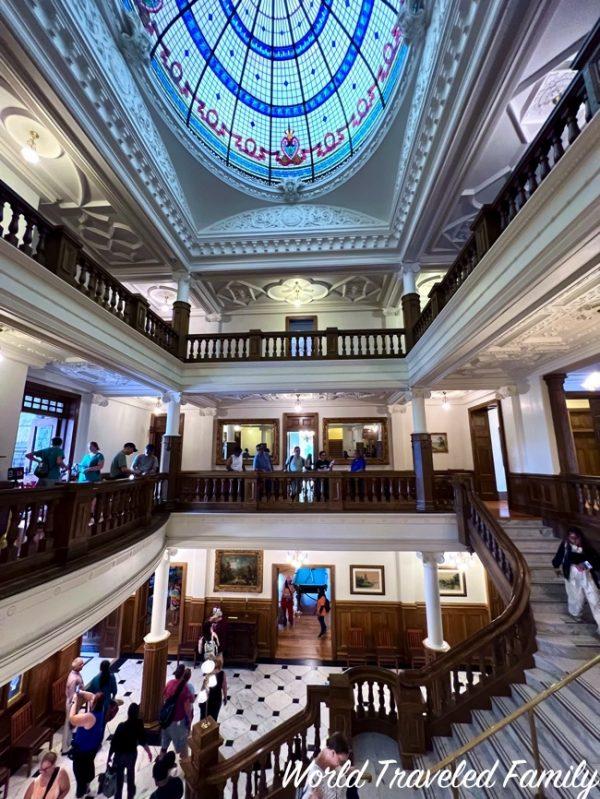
[410,23,600,346]
[0,181,179,356]
[0,475,168,600]
[186,328,405,362]
[176,470,454,511]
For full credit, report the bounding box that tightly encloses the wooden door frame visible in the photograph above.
[271,563,336,659]
[282,413,320,461]
[285,315,318,331]
[468,400,510,502]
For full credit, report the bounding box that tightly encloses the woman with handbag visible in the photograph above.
[198,620,220,661]
[24,752,70,799]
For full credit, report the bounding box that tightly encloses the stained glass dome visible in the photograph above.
[125,0,410,190]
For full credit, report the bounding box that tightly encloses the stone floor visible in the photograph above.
[8,657,344,799]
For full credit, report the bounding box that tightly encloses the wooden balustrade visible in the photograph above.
[176,470,450,512]
[396,478,535,751]
[410,28,599,347]
[507,472,600,544]
[0,179,179,356]
[0,475,168,600]
[186,328,405,362]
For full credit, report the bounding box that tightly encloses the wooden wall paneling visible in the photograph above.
[205,597,274,658]
[120,595,137,654]
[183,598,206,628]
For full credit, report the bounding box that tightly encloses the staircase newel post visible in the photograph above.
[327,672,353,739]
[396,683,427,767]
[181,717,223,799]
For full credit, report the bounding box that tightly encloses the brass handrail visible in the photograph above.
[425,653,600,775]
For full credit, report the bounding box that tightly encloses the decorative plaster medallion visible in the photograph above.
[4,114,63,159]
[265,277,330,306]
[203,204,384,235]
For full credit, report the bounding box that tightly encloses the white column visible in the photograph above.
[163,391,182,437]
[145,547,177,642]
[411,389,430,434]
[176,273,191,304]
[418,552,450,652]
[401,262,420,296]
[382,307,400,329]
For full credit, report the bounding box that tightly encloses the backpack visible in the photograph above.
[158,679,187,729]
[203,638,218,660]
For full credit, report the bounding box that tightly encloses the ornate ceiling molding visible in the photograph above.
[202,205,385,236]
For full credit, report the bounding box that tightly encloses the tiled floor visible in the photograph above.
[8,658,344,799]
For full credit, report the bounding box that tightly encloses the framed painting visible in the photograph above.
[7,673,24,707]
[349,565,385,595]
[431,433,449,454]
[438,568,467,597]
[215,550,263,593]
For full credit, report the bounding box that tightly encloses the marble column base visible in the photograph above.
[140,631,170,725]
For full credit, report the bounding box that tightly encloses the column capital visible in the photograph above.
[198,407,218,417]
[162,390,182,405]
[382,306,399,317]
[408,388,431,401]
[495,381,529,400]
[166,546,178,559]
[417,551,445,567]
[206,313,223,323]
[401,262,421,276]
[387,404,407,415]
[90,393,109,407]
[400,263,421,296]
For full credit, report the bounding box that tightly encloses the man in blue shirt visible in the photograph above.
[350,450,366,472]
[253,443,273,472]
[349,449,366,501]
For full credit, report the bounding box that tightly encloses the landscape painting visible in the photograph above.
[215,549,263,592]
[438,567,467,596]
[350,565,385,595]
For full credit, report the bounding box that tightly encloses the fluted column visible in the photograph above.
[162,391,182,503]
[140,547,177,723]
[418,552,449,657]
[410,389,434,511]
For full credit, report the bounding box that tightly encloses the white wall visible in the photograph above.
[189,307,387,335]
[181,410,215,470]
[0,356,29,480]
[171,546,487,606]
[84,398,154,467]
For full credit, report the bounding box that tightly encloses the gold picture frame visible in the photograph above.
[322,417,390,464]
[214,549,263,592]
[215,419,280,465]
[431,433,449,454]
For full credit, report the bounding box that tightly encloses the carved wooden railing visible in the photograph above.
[0,180,179,356]
[508,471,600,543]
[396,478,535,752]
[184,668,400,799]
[410,23,600,347]
[176,470,455,512]
[0,474,168,600]
[186,328,405,362]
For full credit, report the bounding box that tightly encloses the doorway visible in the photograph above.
[566,396,600,474]
[12,382,80,482]
[148,412,185,465]
[272,563,334,661]
[468,401,509,500]
[283,413,319,466]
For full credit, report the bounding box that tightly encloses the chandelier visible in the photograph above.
[444,551,474,570]
[287,551,309,570]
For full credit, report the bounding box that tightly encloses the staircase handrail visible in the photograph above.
[396,479,535,745]
[424,653,600,775]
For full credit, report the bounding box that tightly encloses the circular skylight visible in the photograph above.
[126,0,409,192]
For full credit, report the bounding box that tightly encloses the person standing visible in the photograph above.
[198,619,220,661]
[24,751,70,799]
[77,441,105,483]
[253,443,273,472]
[315,586,329,638]
[552,527,600,634]
[301,732,350,799]
[199,655,228,723]
[280,577,295,628]
[26,436,68,487]
[132,444,159,476]
[108,703,152,799]
[159,669,194,759]
[87,660,117,725]
[62,657,84,754]
[109,443,138,479]
[226,445,245,472]
[69,690,105,798]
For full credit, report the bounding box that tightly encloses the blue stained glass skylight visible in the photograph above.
[127,0,409,188]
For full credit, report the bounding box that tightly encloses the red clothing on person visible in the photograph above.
[163,679,193,722]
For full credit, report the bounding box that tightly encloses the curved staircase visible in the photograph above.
[416,517,600,798]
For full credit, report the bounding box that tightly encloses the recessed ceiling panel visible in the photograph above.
[125,0,410,195]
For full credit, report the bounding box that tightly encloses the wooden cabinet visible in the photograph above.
[223,615,258,667]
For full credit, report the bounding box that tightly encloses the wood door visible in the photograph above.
[148,413,185,465]
[469,407,498,499]
[132,581,149,649]
[99,606,123,659]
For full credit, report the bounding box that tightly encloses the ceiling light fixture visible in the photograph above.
[21,130,40,164]
[582,372,600,391]
[287,551,309,570]
[441,391,450,411]
[294,394,302,412]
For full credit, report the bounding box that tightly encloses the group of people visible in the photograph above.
[225,442,368,473]
[280,578,331,638]
[25,439,160,486]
